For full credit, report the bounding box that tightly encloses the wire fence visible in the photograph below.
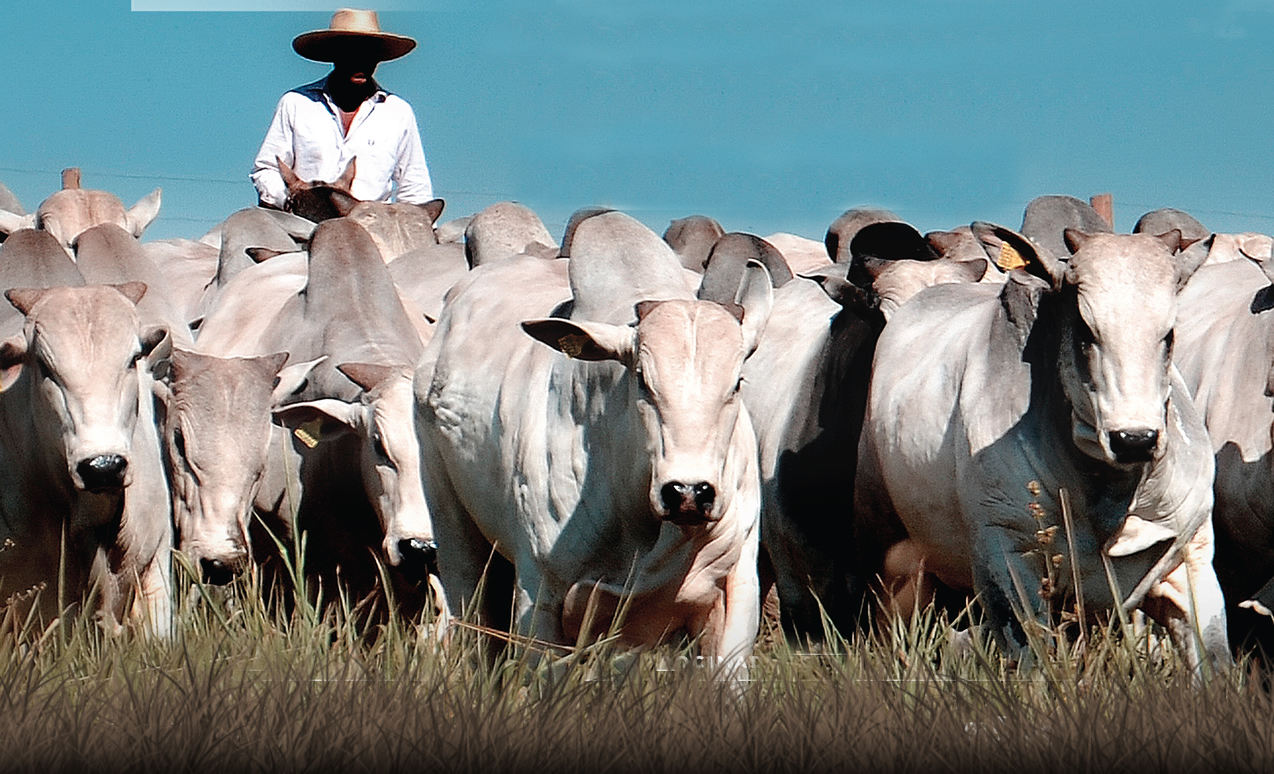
[6,164,1274,235]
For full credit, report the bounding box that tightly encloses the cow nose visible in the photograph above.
[660,482,717,522]
[77,454,128,492]
[398,538,438,574]
[1109,429,1159,463]
[199,557,240,586]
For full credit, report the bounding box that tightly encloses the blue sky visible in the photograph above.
[4,1,1274,244]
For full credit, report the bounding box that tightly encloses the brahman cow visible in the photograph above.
[202,218,440,619]
[153,348,319,585]
[419,210,771,675]
[1174,256,1274,650]
[855,223,1229,672]
[0,259,171,633]
[737,221,985,638]
[0,186,161,250]
[462,201,558,268]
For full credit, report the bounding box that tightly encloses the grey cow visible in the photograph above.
[855,223,1229,672]
[419,211,770,676]
[0,231,172,633]
[205,218,441,621]
[1174,256,1274,649]
[739,220,985,638]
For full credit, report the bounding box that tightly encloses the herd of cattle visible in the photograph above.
[3,171,1274,678]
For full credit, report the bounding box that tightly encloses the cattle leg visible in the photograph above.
[973,534,1042,662]
[709,530,760,680]
[513,569,565,659]
[1140,521,1231,675]
[130,553,172,639]
[427,492,512,636]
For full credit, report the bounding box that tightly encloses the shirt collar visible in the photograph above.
[319,74,389,104]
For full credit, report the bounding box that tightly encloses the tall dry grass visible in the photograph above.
[0,561,1269,774]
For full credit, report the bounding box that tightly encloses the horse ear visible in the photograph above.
[335,158,357,191]
[277,156,302,191]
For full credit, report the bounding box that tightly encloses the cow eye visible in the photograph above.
[1163,330,1175,351]
[1075,318,1096,350]
[173,426,188,462]
[372,430,389,461]
[634,367,651,394]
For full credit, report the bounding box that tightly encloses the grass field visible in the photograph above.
[0,561,1270,774]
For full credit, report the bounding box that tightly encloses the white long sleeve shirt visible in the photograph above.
[251,77,433,208]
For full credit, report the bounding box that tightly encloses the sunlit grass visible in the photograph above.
[0,561,1267,773]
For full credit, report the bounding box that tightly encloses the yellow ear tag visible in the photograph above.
[998,242,1027,271]
[294,419,322,449]
[558,334,587,359]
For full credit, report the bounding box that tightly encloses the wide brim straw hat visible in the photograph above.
[292,8,416,63]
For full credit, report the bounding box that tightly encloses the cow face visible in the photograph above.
[975,224,1196,468]
[0,284,167,502]
[272,364,437,578]
[632,300,750,525]
[159,350,301,585]
[524,299,761,528]
[1056,231,1185,466]
[971,224,1203,468]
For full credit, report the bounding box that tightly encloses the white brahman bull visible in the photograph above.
[856,223,1229,672]
[419,210,771,675]
[0,274,171,634]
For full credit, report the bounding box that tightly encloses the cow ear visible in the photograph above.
[999,272,1051,347]
[0,335,26,392]
[848,256,890,287]
[521,318,635,362]
[737,259,773,357]
[5,287,47,316]
[1106,514,1176,557]
[246,246,295,263]
[1171,235,1210,290]
[111,281,149,306]
[1063,228,1093,255]
[951,258,989,283]
[271,355,326,404]
[1152,228,1183,255]
[0,210,36,237]
[420,198,445,225]
[124,188,162,237]
[272,398,361,445]
[277,156,302,192]
[1251,285,1274,315]
[140,325,172,370]
[808,272,885,327]
[1239,234,1273,262]
[337,362,396,392]
[971,222,1064,289]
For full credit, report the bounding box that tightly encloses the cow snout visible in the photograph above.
[199,556,244,586]
[659,481,717,525]
[396,537,439,583]
[1109,429,1159,463]
[76,454,128,493]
